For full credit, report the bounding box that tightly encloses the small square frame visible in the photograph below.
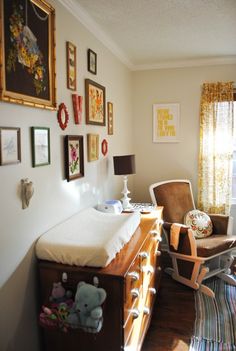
[0,127,21,165]
[87,133,99,162]
[31,127,50,167]
[66,41,77,91]
[87,49,97,74]
[64,135,84,181]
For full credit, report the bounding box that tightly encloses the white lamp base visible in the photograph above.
[121,175,133,210]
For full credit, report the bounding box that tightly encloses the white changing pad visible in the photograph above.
[36,207,141,267]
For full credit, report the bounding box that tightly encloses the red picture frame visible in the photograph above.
[57,103,69,130]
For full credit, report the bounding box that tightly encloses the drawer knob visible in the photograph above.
[149,287,156,295]
[142,265,154,274]
[143,306,150,315]
[150,230,162,242]
[130,308,140,319]
[156,219,164,225]
[131,288,140,298]
[62,272,68,282]
[156,250,161,256]
[139,251,149,260]
[127,271,140,281]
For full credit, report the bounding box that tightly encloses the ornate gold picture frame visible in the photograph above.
[0,0,56,109]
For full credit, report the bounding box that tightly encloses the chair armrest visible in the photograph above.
[162,222,196,255]
[208,214,233,235]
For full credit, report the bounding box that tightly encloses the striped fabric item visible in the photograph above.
[189,277,236,351]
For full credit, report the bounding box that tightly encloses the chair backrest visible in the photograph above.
[149,179,196,223]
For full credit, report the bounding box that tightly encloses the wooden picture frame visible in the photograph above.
[85,79,106,126]
[107,102,114,135]
[0,0,56,110]
[87,49,97,74]
[66,41,76,91]
[0,127,21,165]
[87,133,99,162]
[153,103,180,143]
[64,135,84,181]
[31,127,50,167]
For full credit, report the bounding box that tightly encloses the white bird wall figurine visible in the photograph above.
[21,178,34,209]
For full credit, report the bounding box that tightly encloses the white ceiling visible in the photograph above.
[61,0,236,70]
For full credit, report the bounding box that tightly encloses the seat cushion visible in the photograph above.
[196,235,236,257]
[184,209,212,238]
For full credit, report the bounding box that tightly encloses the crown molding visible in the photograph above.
[57,0,133,69]
[57,0,236,72]
[132,56,236,71]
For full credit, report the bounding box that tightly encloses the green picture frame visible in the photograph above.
[31,127,50,167]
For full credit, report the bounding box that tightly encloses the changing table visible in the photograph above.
[37,207,163,351]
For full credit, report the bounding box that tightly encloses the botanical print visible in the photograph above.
[88,49,96,74]
[1,129,19,164]
[89,53,96,72]
[34,129,49,165]
[88,134,99,161]
[153,103,180,142]
[69,140,80,176]
[67,42,76,90]
[107,102,113,135]
[89,85,104,123]
[2,0,54,106]
[90,135,97,160]
[6,1,47,96]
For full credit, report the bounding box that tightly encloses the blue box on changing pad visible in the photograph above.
[96,200,123,214]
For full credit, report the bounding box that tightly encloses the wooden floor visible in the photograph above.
[142,270,195,351]
[142,255,236,351]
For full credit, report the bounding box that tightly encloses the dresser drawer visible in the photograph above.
[123,298,140,344]
[124,255,142,322]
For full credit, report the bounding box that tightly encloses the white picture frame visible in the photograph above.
[153,103,180,143]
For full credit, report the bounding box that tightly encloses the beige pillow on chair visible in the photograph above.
[184,209,213,239]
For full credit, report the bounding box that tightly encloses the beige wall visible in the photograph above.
[1,2,236,351]
[132,64,236,203]
[0,2,134,350]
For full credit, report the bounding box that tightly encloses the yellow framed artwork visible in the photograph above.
[85,79,106,126]
[0,0,56,109]
[87,133,99,161]
[153,103,180,143]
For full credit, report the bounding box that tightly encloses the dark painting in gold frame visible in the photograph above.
[0,0,56,110]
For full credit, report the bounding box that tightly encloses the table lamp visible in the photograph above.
[113,154,136,210]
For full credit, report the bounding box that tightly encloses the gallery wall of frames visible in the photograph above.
[0,0,114,182]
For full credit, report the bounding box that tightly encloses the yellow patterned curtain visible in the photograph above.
[198,82,234,215]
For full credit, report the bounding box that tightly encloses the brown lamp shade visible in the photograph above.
[113,155,136,175]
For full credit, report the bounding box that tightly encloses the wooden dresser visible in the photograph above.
[38,207,163,351]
